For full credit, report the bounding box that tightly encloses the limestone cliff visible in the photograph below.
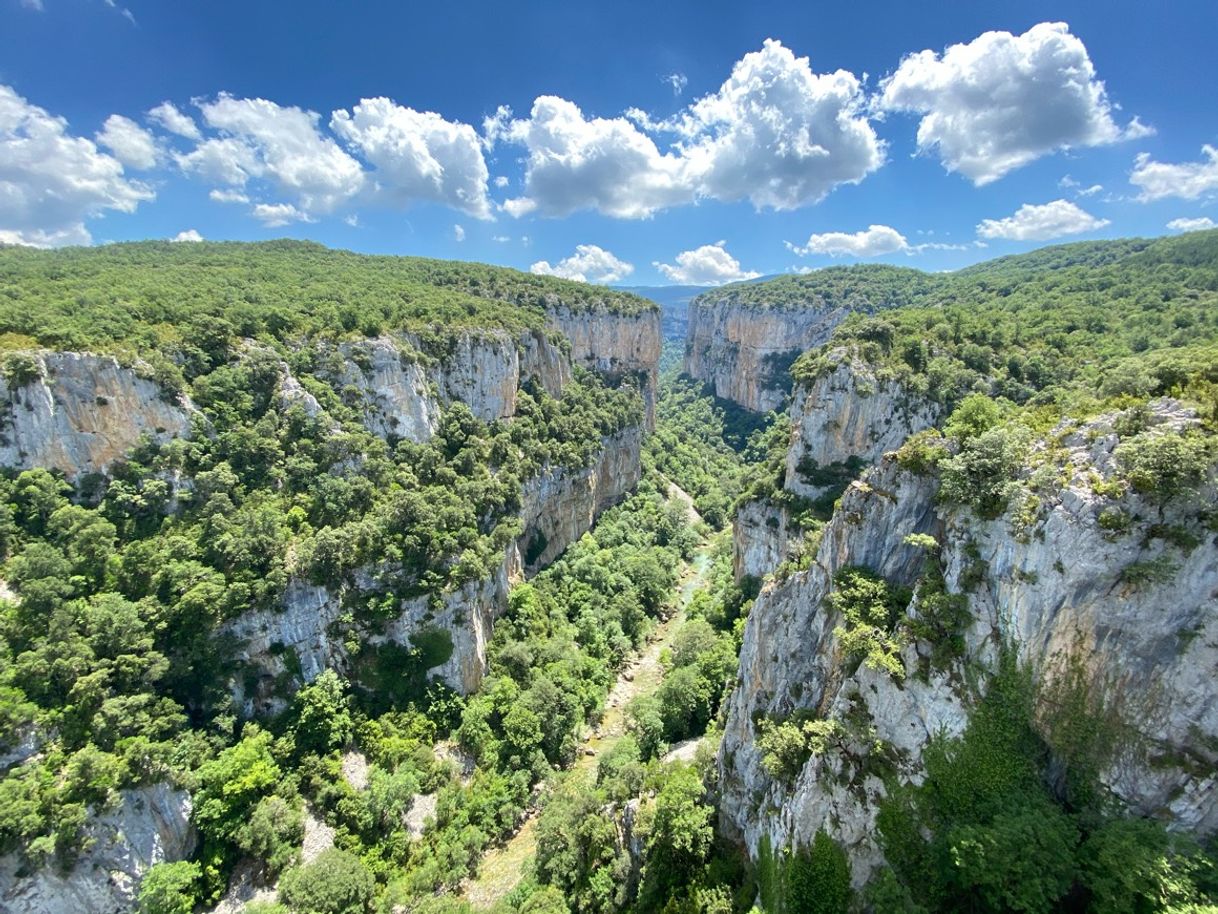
[0,353,194,480]
[548,306,662,427]
[719,402,1218,884]
[783,350,939,500]
[732,499,797,581]
[0,783,195,914]
[226,427,644,714]
[685,297,854,413]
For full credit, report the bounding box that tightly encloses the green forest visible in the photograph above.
[1,235,1217,914]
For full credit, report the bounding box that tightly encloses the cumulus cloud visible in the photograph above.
[672,39,884,210]
[495,39,883,219]
[179,94,365,217]
[493,175,509,188]
[976,199,1109,241]
[530,244,634,284]
[879,22,1149,185]
[251,202,314,226]
[499,96,688,219]
[653,241,759,285]
[1167,217,1216,232]
[148,101,201,140]
[330,97,493,218]
[453,223,465,242]
[171,229,203,242]
[1130,146,1218,201]
[788,224,909,257]
[96,114,159,169]
[0,84,153,247]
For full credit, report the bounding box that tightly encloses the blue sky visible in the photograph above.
[1,0,1216,285]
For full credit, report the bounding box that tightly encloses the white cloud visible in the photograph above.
[495,39,883,219]
[209,188,250,205]
[251,202,314,227]
[0,84,153,247]
[493,175,509,188]
[19,0,43,10]
[530,244,634,284]
[653,241,759,285]
[180,94,365,217]
[492,235,511,243]
[788,224,909,257]
[671,39,884,210]
[344,214,360,227]
[1130,146,1218,201]
[977,199,1109,241]
[1167,217,1216,232]
[662,72,688,96]
[330,97,492,219]
[96,114,158,169]
[499,96,688,218]
[171,229,203,242]
[879,22,1148,185]
[453,223,465,242]
[148,101,201,140]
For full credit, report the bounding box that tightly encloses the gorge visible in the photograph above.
[1,233,1217,914]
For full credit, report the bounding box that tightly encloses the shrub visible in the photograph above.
[279,848,375,914]
[1116,429,1214,505]
[829,568,911,679]
[138,860,201,914]
[938,425,1032,520]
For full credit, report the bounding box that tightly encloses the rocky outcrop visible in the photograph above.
[0,353,194,480]
[732,499,797,581]
[783,350,939,500]
[519,426,643,572]
[685,298,853,413]
[0,783,195,914]
[321,328,572,442]
[719,402,1218,885]
[227,428,644,714]
[548,307,662,427]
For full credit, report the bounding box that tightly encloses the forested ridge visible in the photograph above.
[2,235,1218,914]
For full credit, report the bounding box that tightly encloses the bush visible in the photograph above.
[138,860,201,914]
[279,848,375,914]
[938,425,1032,520]
[1116,429,1214,505]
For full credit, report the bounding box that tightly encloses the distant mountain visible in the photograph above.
[618,284,705,341]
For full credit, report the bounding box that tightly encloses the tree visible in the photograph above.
[292,670,354,756]
[138,860,200,914]
[279,848,375,914]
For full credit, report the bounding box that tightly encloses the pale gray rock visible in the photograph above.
[0,783,195,914]
[0,352,193,480]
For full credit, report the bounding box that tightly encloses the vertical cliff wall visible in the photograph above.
[684,297,854,413]
[548,306,662,428]
[0,353,194,480]
[0,783,195,914]
[718,403,1218,884]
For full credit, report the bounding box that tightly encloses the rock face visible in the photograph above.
[226,428,644,714]
[549,307,662,427]
[731,351,938,583]
[322,328,572,442]
[0,783,195,914]
[519,426,644,572]
[783,350,939,499]
[718,402,1218,885]
[732,499,797,581]
[685,298,856,413]
[0,353,194,480]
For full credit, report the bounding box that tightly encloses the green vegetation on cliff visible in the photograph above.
[0,239,656,357]
[788,230,1218,415]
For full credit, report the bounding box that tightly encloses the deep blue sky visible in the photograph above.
[2,0,1216,284]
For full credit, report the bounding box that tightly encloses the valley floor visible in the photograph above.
[462,511,719,909]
